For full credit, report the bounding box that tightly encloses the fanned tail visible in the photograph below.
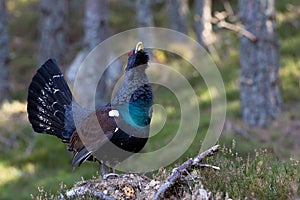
[27,59,75,141]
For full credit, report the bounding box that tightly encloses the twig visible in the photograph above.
[198,163,220,170]
[212,11,257,42]
[153,145,220,200]
[222,0,236,22]
[218,20,257,41]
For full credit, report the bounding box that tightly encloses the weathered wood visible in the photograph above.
[62,145,219,199]
[239,0,281,126]
[64,186,116,200]
[211,11,257,42]
[153,145,220,200]
[63,174,159,199]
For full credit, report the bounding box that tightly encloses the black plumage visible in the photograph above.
[27,59,75,141]
[27,42,153,173]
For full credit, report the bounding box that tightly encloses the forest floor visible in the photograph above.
[0,0,300,199]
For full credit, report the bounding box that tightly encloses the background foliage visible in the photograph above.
[0,0,299,199]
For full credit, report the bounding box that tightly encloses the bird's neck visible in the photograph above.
[111,67,149,105]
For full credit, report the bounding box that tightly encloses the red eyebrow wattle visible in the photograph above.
[128,50,133,57]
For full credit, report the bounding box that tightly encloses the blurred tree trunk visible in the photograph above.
[194,0,213,47]
[39,0,67,65]
[239,0,281,126]
[167,0,189,35]
[0,0,10,104]
[83,0,109,51]
[66,0,84,45]
[135,0,154,45]
[136,0,153,27]
[67,0,122,108]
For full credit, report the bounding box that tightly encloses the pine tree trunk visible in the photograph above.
[83,0,109,51]
[85,0,110,108]
[167,0,189,35]
[0,0,10,104]
[194,0,213,47]
[239,0,281,126]
[135,0,154,44]
[39,0,67,65]
[68,0,122,108]
[136,0,153,27]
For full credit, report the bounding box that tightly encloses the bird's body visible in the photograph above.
[27,42,153,172]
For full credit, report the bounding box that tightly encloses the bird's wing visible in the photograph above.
[69,105,119,166]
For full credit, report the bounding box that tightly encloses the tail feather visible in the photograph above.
[72,147,92,167]
[27,59,75,141]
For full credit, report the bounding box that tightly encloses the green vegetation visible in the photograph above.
[202,145,300,199]
[0,0,299,199]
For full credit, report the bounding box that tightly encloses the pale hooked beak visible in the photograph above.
[135,41,143,53]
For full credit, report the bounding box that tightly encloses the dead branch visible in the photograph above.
[63,186,115,200]
[222,0,237,22]
[218,20,257,41]
[212,11,257,42]
[153,145,220,200]
[62,173,158,199]
[62,145,220,199]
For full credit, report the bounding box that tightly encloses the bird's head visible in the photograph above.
[125,42,149,71]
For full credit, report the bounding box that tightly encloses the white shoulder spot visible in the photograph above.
[108,109,119,117]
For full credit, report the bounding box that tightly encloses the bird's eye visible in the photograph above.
[128,50,134,57]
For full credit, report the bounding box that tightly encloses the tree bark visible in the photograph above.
[85,0,111,107]
[136,0,153,27]
[135,0,154,45]
[167,0,189,35]
[39,0,67,66]
[194,0,213,47]
[239,0,281,126]
[0,0,10,104]
[67,0,122,108]
[84,0,109,51]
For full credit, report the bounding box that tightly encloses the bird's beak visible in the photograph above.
[135,41,143,53]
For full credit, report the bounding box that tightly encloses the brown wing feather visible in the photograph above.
[69,104,118,167]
